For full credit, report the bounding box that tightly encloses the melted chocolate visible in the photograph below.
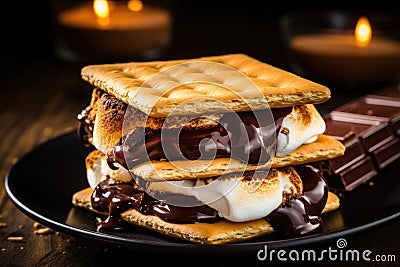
[77,109,94,147]
[266,164,328,237]
[107,108,291,170]
[91,179,220,231]
[91,165,328,237]
[81,105,327,236]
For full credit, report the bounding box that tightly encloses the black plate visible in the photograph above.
[5,131,400,255]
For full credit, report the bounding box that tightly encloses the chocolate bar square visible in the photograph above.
[327,112,394,153]
[322,156,377,192]
[371,137,400,169]
[335,94,400,136]
[322,114,379,191]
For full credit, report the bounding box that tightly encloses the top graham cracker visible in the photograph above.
[81,53,330,118]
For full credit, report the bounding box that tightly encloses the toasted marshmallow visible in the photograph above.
[85,150,133,188]
[276,104,326,156]
[146,167,302,222]
[194,173,282,222]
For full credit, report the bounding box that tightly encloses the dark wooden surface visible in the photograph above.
[1,2,399,266]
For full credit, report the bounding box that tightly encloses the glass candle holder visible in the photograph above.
[51,0,173,64]
[280,10,400,89]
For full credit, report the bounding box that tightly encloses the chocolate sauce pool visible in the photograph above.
[106,108,292,170]
[90,165,328,237]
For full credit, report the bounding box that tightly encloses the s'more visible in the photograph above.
[72,53,344,244]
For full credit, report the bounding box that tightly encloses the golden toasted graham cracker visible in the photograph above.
[72,188,340,245]
[131,134,345,181]
[81,54,330,117]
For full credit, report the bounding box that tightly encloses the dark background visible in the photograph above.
[1,0,399,65]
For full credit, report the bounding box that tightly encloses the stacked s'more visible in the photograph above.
[72,53,345,244]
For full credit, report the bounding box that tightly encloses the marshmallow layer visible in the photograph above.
[85,150,303,222]
[276,104,326,156]
[85,150,133,188]
[146,167,302,222]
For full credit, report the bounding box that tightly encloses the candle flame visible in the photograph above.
[93,0,110,26]
[128,0,143,12]
[355,16,372,48]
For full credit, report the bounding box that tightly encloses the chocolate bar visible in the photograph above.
[321,84,400,192]
[334,94,400,136]
[322,114,378,191]
[327,112,394,153]
[321,156,377,192]
[323,134,365,173]
[371,137,400,169]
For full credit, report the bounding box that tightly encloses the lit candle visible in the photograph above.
[56,0,171,60]
[289,16,400,85]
